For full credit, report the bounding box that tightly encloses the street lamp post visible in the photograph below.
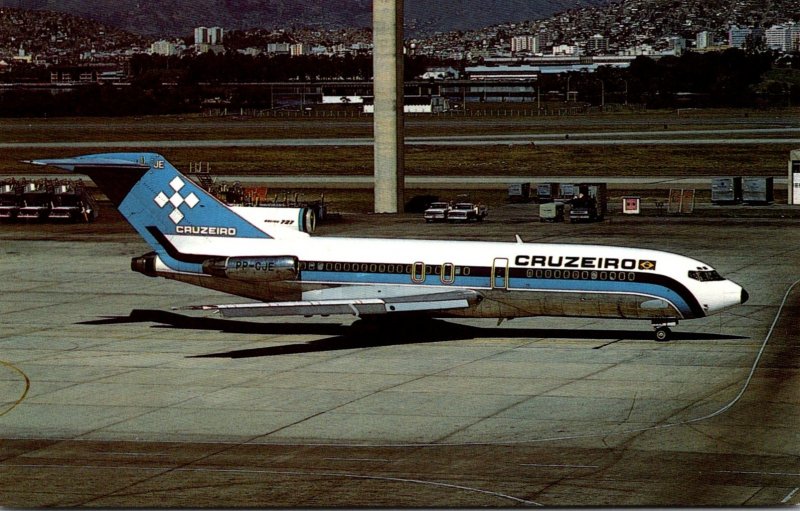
[623,79,628,105]
[601,79,605,109]
[566,75,571,102]
[537,85,541,112]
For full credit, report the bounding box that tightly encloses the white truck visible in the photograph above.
[423,201,452,222]
[447,201,488,222]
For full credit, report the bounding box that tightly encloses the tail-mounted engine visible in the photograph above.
[131,252,158,277]
[201,256,299,282]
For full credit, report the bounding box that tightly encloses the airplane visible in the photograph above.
[29,152,749,342]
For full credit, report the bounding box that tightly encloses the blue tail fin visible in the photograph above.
[30,152,271,272]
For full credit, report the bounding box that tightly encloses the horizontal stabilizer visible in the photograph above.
[184,290,481,318]
[25,157,151,172]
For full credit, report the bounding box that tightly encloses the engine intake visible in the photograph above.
[202,256,299,281]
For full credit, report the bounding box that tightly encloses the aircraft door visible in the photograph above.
[492,258,509,290]
[411,261,425,283]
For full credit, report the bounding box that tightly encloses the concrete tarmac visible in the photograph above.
[1,205,799,506]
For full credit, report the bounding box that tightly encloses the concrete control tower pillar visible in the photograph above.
[373,0,404,213]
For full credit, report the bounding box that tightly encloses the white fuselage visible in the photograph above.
[156,233,746,321]
[31,152,749,341]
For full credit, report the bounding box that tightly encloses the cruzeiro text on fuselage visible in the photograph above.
[514,255,657,271]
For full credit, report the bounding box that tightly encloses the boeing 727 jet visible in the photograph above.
[30,152,749,341]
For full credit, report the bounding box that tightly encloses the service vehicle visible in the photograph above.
[0,181,23,220]
[539,201,565,222]
[423,201,451,222]
[448,201,488,222]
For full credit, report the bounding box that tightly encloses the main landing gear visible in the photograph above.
[652,321,678,342]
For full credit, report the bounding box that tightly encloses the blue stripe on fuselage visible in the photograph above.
[299,271,696,317]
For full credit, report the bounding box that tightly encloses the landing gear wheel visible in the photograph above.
[654,326,672,342]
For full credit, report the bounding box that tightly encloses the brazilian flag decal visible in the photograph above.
[639,260,657,271]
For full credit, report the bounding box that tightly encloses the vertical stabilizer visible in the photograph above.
[29,152,272,272]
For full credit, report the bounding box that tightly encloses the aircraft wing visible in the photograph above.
[184,289,481,318]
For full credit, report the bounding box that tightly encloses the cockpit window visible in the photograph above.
[688,270,724,282]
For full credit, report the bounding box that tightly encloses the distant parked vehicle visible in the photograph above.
[18,182,52,221]
[507,182,531,203]
[539,201,565,222]
[567,183,607,223]
[0,181,23,220]
[448,201,488,222]
[424,201,452,222]
[567,195,599,223]
[0,178,99,223]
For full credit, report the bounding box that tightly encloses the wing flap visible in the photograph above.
[185,290,480,318]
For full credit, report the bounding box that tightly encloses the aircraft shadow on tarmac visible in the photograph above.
[79,309,746,359]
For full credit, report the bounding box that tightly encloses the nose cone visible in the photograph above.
[704,280,749,315]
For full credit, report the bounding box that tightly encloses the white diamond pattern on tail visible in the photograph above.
[153,177,200,225]
[170,176,185,192]
[169,208,185,224]
[169,192,184,208]
[154,192,169,208]
[184,192,199,208]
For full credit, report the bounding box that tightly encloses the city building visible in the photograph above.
[350,42,372,53]
[267,43,291,55]
[585,34,608,54]
[208,27,224,45]
[195,43,224,54]
[194,26,224,47]
[194,27,208,45]
[150,40,177,56]
[465,64,539,80]
[421,66,460,80]
[50,65,122,84]
[552,44,582,56]
[511,35,539,54]
[618,44,658,56]
[12,47,32,63]
[728,26,749,48]
[765,23,799,52]
[696,31,711,49]
[363,95,449,114]
[290,43,308,56]
[664,36,686,55]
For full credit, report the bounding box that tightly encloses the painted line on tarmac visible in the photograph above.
[714,470,800,477]
[684,277,800,424]
[0,360,30,418]
[323,457,392,463]
[521,463,599,469]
